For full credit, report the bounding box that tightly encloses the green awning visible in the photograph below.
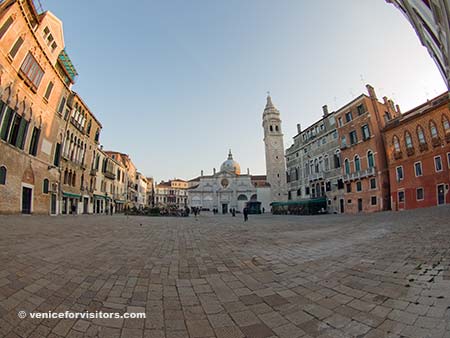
[62,192,81,199]
[94,194,111,200]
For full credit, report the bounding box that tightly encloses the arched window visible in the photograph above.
[393,135,400,152]
[430,120,438,139]
[405,131,413,149]
[314,159,319,173]
[442,115,450,134]
[237,194,248,201]
[324,156,329,171]
[94,129,100,142]
[63,169,68,184]
[275,125,279,132]
[72,172,76,187]
[344,159,350,175]
[0,166,6,185]
[68,171,72,185]
[354,155,361,172]
[269,125,273,132]
[43,179,49,194]
[417,125,426,144]
[367,151,374,168]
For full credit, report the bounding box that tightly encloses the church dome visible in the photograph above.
[220,150,241,175]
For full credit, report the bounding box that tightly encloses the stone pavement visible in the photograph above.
[0,206,450,338]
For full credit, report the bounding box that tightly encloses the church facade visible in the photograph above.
[187,151,271,213]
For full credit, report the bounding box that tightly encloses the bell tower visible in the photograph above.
[262,94,287,202]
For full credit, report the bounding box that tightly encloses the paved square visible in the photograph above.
[0,206,450,337]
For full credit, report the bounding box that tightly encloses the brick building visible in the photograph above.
[384,92,450,210]
[336,85,400,213]
[0,0,76,214]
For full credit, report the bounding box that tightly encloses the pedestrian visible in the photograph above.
[262,207,265,213]
[243,207,248,222]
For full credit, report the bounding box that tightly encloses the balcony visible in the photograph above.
[432,137,442,148]
[419,143,429,152]
[308,172,324,182]
[343,167,376,182]
[406,147,415,157]
[104,171,116,180]
[393,151,403,160]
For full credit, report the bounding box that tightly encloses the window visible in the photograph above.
[405,131,413,149]
[44,81,54,100]
[57,97,66,115]
[9,37,23,59]
[94,129,100,142]
[417,126,426,144]
[305,187,310,195]
[393,135,400,152]
[367,151,374,168]
[275,125,279,132]
[349,130,358,145]
[443,115,450,134]
[53,143,61,166]
[344,159,350,175]
[357,104,365,115]
[270,125,273,132]
[0,17,13,40]
[334,152,341,168]
[338,117,343,127]
[371,196,377,205]
[398,191,405,203]
[361,124,370,140]
[29,127,41,156]
[354,155,361,172]
[341,136,347,147]
[370,178,376,189]
[384,112,391,122]
[430,121,438,139]
[43,179,49,194]
[0,166,6,184]
[396,166,404,181]
[448,153,450,168]
[356,181,362,192]
[416,188,424,201]
[1,108,28,149]
[20,53,44,90]
[345,111,353,122]
[346,183,352,193]
[414,162,423,177]
[434,156,442,172]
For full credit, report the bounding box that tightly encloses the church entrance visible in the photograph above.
[222,203,228,214]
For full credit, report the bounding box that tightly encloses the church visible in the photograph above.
[187,95,288,213]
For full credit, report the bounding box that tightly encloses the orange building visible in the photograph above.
[383,92,450,210]
[336,85,400,213]
[0,0,77,214]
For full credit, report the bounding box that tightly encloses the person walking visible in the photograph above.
[243,207,248,222]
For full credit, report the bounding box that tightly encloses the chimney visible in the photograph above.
[297,123,302,133]
[201,170,204,177]
[100,145,103,150]
[383,96,389,105]
[213,168,216,175]
[322,105,329,117]
[396,104,401,114]
[247,168,250,175]
[366,84,377,99]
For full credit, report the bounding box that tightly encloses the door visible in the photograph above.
[22,187,32,214]
[357,198,363,212]
[222,203,228,214]
[50,193,57,215]
[83,197,89,214]
[437,184,445,205]
[339,199,344,213]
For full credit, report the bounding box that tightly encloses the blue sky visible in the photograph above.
[42,0,446,181]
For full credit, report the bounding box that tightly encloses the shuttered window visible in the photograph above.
[9,37,23,59]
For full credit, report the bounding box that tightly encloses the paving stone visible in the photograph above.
[240,323,274,338]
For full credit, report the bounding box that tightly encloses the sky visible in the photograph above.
[40,0,446,182]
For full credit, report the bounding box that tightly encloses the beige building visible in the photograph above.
[155,179,188,209]
[0,0,76,214]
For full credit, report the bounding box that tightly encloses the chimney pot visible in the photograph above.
[322,105,329,117]
[297,123,302,133]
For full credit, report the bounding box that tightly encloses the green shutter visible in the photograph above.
[16,118,28,149]
[0,107,13,141]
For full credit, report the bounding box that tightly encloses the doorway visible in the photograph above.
[437,184,445,205]
[339,199,344,213]
[22,187,32,214]
[51,193,57,215]
[357,198,363,212]
[222,203,228,214]
[83,197,89,214]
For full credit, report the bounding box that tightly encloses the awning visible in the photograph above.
[62,192,81,199]
[94,194,111,200]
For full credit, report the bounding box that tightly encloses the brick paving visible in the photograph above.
[0,206,450,337]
